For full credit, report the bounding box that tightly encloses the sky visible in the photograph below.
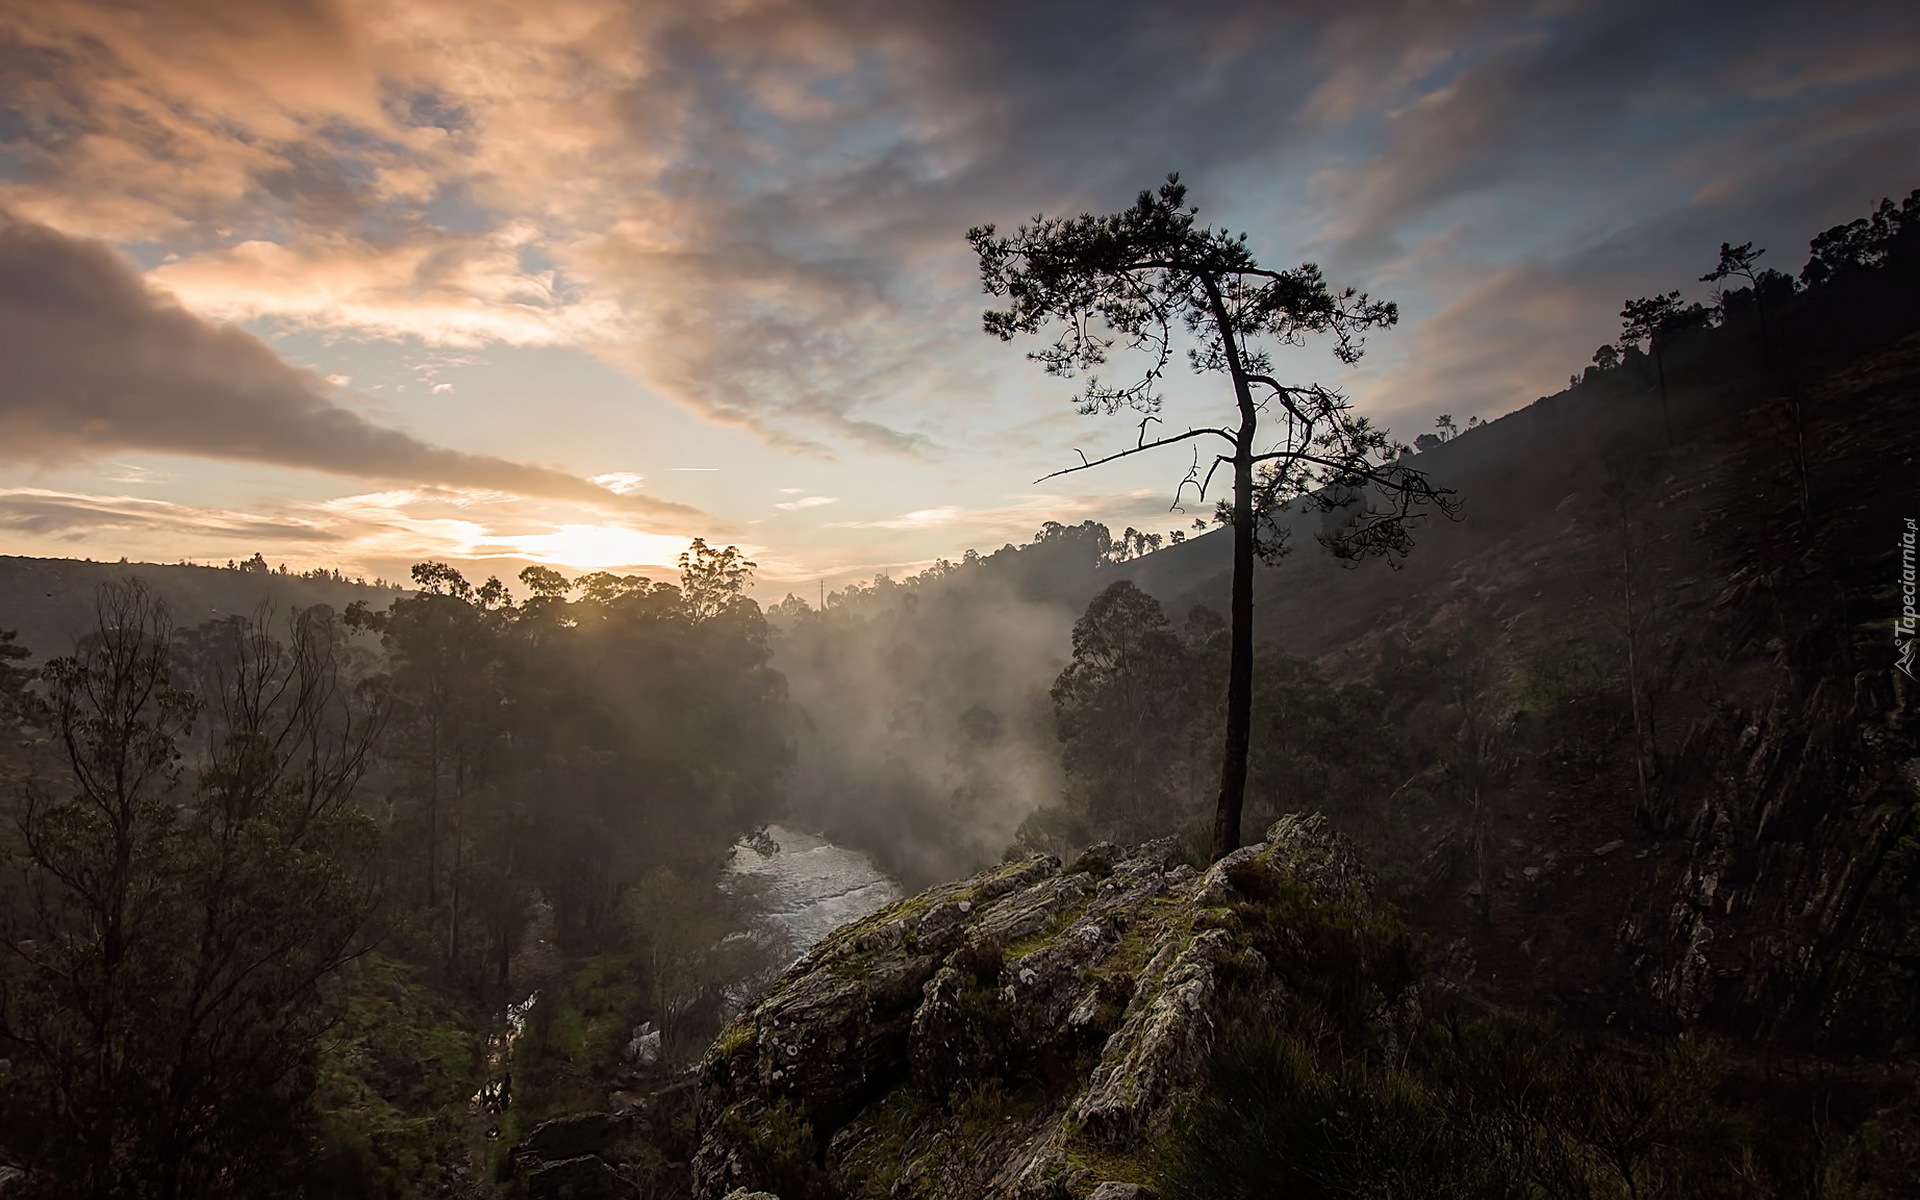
[0,0,1915,598]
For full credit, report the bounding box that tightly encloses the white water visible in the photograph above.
[725,824,902,969]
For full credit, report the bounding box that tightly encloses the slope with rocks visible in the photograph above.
[691,814,1407,1200]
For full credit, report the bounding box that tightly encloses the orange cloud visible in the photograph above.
[0,212,710,528]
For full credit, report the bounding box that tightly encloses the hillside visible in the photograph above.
[0,556,402,660]
[772,213,1920,1058]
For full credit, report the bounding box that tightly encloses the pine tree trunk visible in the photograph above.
[1210,443,1255,861]
[1201,272,1260,864]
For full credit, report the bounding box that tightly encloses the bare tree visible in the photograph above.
[1,584,383,1198]
[969,174,1454,859]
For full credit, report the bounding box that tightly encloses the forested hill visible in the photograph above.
[0,555,402,661]
[775,187,1920,894]
[1124,186,1920,664]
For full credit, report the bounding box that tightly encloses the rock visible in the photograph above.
[521,1111,621,1164]
[693,815,1394,1200]
[524,1153,628,1200]
[625,1020,663,1067]
[1593,839,1624,856]
[721,1193,781,1200]
[1071,927,1236,1141]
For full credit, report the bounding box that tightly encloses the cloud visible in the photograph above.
[0,0,389,239]
[592,471,648,494]
[305,488,698,573]
[1312,0,1920,263]
[0,484,707,579]
[99,463,178,485]
[774,495,837,510]
[148,226,625,348]
[0,212,712,529]
[828,490,1172,536]
[831,506,966,531]
[0,488,339,543]
[2,0,1915,463]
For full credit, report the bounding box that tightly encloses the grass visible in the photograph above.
[1156,992,1916,1200]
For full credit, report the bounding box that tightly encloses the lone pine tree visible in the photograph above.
[970,174,1452,859]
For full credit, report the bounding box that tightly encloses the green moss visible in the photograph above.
[1225,872,1422,1032]
[418,1026,474,1081]
[1151,991,1892,1200]
[712,1022,756,1062]
[1098,893,1191,982]
[1065,1141,1156,1188]
[1065,849,1116,878]
[825,953,878,980]
[1002,930,1058,960]
[718,1098,835,1200]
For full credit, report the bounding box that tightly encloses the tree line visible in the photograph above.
[0,539,789,1197]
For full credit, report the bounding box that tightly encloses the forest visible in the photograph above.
[0,186,1916,1198]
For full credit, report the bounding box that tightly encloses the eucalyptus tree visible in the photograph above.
[970,174,1453,858]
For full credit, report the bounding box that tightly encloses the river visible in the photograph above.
[724,823,903,971]
[468,823,899,1180]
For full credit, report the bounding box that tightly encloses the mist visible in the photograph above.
[769,548,1079,888]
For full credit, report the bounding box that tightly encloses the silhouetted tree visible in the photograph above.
[1436,618,1517,924]
[970,174,1452,859]
[1703,241,1812,527]
[1618,291,1713,447]
[1800,188,1920,294]
[1243,649,1396,840]
[680,538,756,623]
[1594,447,1671,824]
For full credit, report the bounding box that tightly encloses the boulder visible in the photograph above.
[624,1020,663,1067]
[520,1111,621,1164]
[692,816,1394,1200]
[524,1153,629,1200]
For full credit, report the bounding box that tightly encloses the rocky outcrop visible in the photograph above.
[505,1081,699,1199]
[691,814,1405,1200]
[1625,666,1920,1049]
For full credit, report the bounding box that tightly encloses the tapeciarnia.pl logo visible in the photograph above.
[1899,517,1917,680]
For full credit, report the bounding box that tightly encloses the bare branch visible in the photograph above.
[1032,426,1237,484]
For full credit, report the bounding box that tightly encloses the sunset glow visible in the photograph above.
[0,0,1913,592]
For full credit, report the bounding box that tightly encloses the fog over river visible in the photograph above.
[726,824,904,967]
